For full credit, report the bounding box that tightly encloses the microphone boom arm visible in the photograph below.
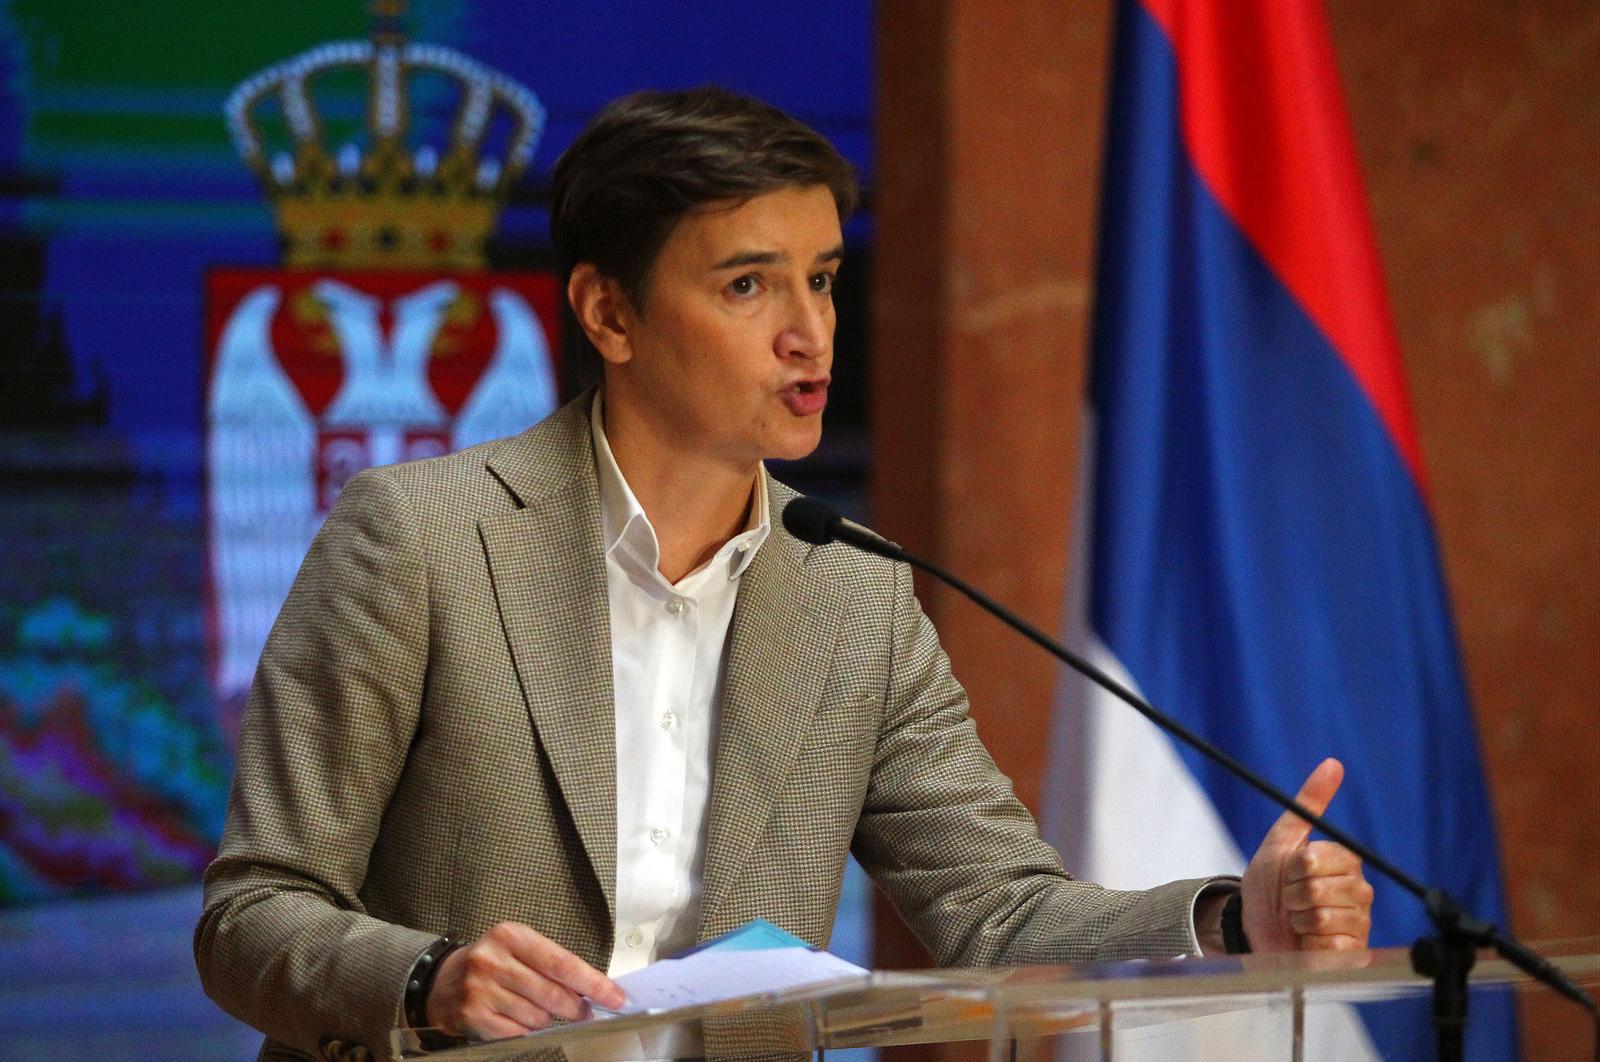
[793,497,1598,1060]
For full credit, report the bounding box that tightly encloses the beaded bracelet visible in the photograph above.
[1221,893,1253,954]
[404,934,467,1031]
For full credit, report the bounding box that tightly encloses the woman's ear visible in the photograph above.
[567,264,636,366]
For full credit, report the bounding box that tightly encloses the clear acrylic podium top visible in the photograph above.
[391,936,1600,1061]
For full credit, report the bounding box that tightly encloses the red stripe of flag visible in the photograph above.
[1139,0,1426,489]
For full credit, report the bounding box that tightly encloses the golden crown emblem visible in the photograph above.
[224,8,543,271]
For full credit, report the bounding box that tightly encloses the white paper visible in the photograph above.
[605,945,868,1015]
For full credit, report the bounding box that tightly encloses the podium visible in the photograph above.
[392,937,1599,1060]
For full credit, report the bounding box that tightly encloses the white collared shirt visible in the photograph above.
[589,395,770,977]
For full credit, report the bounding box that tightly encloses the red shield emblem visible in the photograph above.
[202,269,562,733]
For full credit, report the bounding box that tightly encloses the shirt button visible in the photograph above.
[660,711,676,730]
[649,826,669,845]
[624,929,644,948]
[665,597,686,615]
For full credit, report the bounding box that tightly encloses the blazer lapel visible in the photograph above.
[478,404,618,921]
[699,523,850,926]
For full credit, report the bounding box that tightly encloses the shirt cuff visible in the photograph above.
[1187,878,1242,955]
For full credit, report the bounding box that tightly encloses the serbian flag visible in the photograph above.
[1043,0,1517,1058]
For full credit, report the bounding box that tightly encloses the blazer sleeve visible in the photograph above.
[194,467,440,1058]
[851,559,1220,965]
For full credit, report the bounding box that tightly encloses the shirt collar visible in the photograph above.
[589,392,770,583]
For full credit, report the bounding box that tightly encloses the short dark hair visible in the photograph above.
[549,86,858,311]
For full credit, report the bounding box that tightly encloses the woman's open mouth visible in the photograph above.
[781,377,830,417]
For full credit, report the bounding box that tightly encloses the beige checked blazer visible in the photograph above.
[195,393,1213,1061]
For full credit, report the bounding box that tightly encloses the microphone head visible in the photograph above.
[782,495,842,545]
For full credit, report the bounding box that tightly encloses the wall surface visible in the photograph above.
[873,2,1597,1059]
[1326,2,1600,1056]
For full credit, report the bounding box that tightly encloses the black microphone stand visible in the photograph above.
[796,504,1598,1062]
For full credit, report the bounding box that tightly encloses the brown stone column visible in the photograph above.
[873,2,1597,1060]
[1326,3,1600,1058]
[871,8,1109,1059]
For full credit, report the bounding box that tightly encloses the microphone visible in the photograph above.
[782,495,905,560]
[780,493,1600,1057]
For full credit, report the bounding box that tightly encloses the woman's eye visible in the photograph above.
[728,275,759,297]
[811,272,836,295]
